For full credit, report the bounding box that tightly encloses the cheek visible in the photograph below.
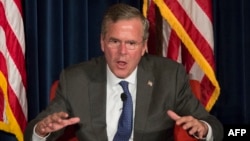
[105,49,116,61]
[130,52,143,65]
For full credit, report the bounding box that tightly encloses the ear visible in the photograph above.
[100,35,105,52]
[141,40,148,56]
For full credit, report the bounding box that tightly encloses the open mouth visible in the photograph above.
[117,60,127,69]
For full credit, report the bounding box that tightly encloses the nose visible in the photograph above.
[119,42,128,54]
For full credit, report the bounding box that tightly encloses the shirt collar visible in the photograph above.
[107,65,137,86]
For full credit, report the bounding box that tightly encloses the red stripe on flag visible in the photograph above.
[147,2,158,55]
[0,2,27,89]
[180,45,195,73]
[181,47,215,106]
[0,51,27,133]
[195,0,212,21]
[8,84,27,132]
[200,76,215,105]
[163,0,215,69]
[0,53,7,122]
[14,0,23,15]
[166,30,181,60]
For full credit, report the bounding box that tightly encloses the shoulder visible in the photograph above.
[139,54,188,79]
[141,53,184,70]
[61,56,106,78]
[65,56,105,70]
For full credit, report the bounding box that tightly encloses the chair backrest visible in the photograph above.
[50,80,59,100]
[50,80,78,141]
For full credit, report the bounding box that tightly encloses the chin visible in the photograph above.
[115,72,129,79]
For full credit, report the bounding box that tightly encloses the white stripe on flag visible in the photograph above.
[177,0,214,48]
[1,0,25,54]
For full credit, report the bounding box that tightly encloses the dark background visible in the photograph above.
[1,0,250,140]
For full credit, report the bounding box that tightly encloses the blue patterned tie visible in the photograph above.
[113,81,133,141]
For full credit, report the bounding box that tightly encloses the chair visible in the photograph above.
[50,80,78,141]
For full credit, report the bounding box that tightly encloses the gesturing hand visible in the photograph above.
[35,111,80,137]
[167,110,208,139]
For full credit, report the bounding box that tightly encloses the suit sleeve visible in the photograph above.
[174,64,224,141]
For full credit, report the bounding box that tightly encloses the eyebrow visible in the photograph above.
[108,37,140,43]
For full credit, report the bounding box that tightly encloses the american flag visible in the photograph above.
[143,0,220,140]
[0,0,27,140]
[144,0,220,111]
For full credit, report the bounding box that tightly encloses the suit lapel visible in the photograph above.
[134,58,154,140]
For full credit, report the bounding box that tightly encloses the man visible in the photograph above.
[24,3,223,141]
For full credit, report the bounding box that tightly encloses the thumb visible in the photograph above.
[167,110,180,121]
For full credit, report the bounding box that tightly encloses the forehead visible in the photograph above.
[105,18,143,39]
[107,17,142,28]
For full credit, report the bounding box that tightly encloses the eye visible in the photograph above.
[127,41,136,46]
[109,39,119,44]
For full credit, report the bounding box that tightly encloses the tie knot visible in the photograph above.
[119,80,129,91]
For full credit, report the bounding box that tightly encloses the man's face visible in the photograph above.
[101,18,147,78]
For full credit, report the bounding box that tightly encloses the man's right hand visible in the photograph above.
[35,111,80,137]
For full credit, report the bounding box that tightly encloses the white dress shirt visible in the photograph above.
[106,65,137,141]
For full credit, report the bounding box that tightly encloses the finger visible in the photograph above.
[39,117,52,130]
[187,124,198,135]
[55,111,80,125]
[51,113,65,123]
[176,115,194,126]
[167,110,180,121]
[57,111,69,119]
[53,116,80,128]
[36,121,50,136]
[182,121,194,131]
[66,117,81,125]
[192,129,204,139]
[189,122,206,139]
[197,128,205,139]
[197,122,208,139]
